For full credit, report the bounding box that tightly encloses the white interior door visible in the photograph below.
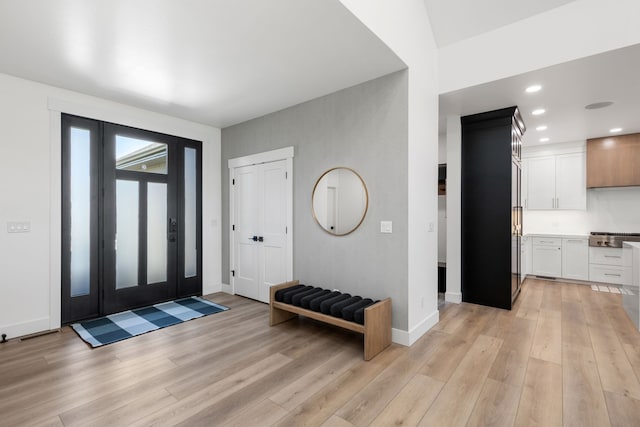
[233,165,260,300]
[231,154,291,303]
[259,160,288,302]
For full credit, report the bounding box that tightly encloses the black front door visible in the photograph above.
[61,115,202,323]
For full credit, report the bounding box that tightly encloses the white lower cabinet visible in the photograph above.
[531,237,562,277]
[589,265,631,286]
[562,238,589,281]
[529,235,632,285]
[589,247,632,286]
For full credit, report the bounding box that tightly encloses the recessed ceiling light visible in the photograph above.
[532,109,546,116]
[540,137,550,142]
[525,85,542,93]
[610,127,623,133]
[585,101,614,110]
[536,125,548,131]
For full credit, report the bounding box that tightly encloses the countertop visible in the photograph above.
[524,233,589,239]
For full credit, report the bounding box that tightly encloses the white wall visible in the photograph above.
[439,0,640,93]
[525,187,640,234]
[339,0,440,344]
[0,72,221,339]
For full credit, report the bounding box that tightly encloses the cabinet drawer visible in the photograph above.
[589,265,631,286]
[532,237,562,246]
[589,247,631,266]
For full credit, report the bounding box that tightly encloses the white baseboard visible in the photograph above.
[0,317,51,341]
[445,291,462,303]
[203,282,222,295]
[221,283,233,294]
[391,309,440,347]
[391,328,410,346]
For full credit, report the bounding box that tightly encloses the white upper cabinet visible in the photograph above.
[527,156,555,209]
[555,153,586,209]
[525,150,586,210]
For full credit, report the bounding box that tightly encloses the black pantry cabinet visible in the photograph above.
[461,106,525,310]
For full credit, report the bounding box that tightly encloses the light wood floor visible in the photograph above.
[2,279,640,426]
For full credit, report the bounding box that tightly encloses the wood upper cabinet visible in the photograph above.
[587,133,640,188]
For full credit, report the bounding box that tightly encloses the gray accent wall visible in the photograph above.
[221,70,409,329]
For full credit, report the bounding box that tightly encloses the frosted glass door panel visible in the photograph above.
[116,180,139,289]
[70,127,91,297]
[116,135,167,174]
[184,148,197,278]
[147,183,167,284]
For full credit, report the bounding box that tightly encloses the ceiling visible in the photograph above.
[439,43,640,146]
[0,0,405,128]
[1,0,636,147]
[423,0,576,47]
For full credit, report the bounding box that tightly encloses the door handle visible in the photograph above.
[248,236,258,241]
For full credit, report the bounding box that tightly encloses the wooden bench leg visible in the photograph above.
[270,280,300,326]
[363,298,392,360]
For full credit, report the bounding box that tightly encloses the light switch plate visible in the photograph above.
[380,221,393,233]
[7,221,30,233]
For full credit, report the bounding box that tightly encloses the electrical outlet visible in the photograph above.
[428,222,434,232]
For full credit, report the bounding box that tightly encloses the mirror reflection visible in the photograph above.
[312,167,368,236]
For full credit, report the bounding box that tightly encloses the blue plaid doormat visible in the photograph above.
[71,297,229,347]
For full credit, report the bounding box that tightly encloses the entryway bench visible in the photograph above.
[269,280,392,360]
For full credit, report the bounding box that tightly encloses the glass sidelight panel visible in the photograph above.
[116,135,167,174]
[116,180,139,289]
[184,148,197,278]
[69,128,91,297]
[147,183,168,284]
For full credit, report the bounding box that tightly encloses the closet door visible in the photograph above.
[232,164,261,300]
[259,160,288,302]
[231,160,289,303]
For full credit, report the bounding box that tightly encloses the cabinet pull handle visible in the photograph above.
[604,255,621,258]
[604,273,621,277]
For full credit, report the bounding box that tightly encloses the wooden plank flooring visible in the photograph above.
[1,279,640,426]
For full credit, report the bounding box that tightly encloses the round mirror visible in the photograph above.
[312,167,368,236]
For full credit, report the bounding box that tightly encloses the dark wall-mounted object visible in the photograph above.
[438,164,446,195]
[461,106,525,310]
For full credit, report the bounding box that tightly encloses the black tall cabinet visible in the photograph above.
[461,107,525,310]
